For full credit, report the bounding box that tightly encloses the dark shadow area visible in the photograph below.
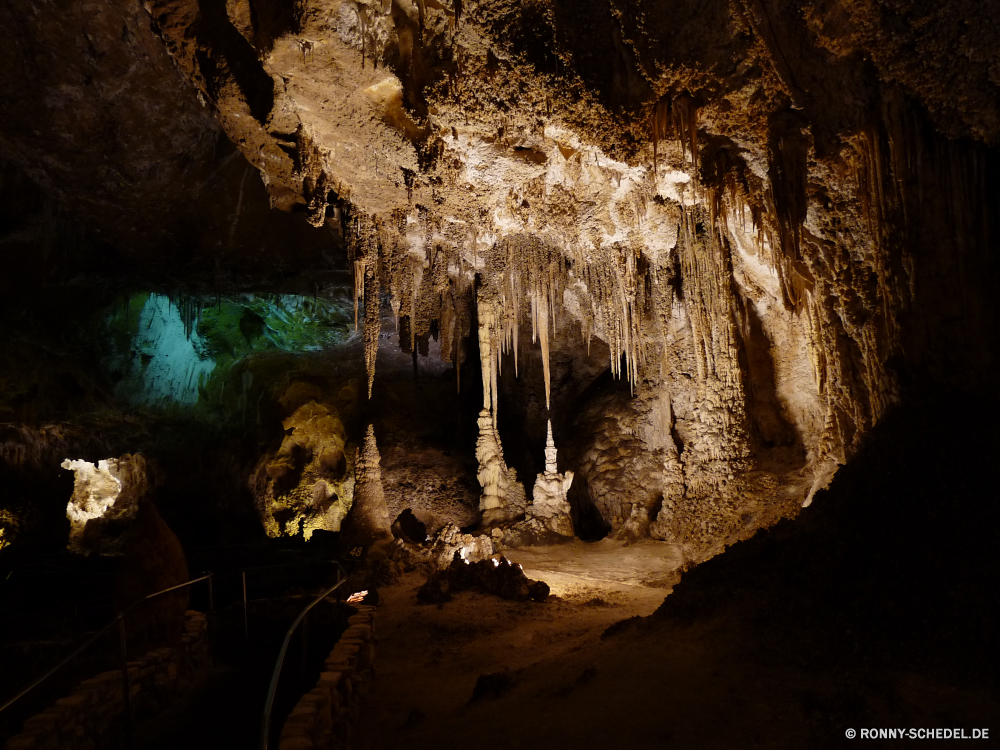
[646,388,1000,731]
[197,0,275,125]
[738,297,807,472]
[566,474,610,542]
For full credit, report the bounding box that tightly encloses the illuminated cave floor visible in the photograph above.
[355,539,684,750]
[356,398,1000,749]
[355,543,999,749]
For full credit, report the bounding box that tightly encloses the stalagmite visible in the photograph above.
[650,396,687,542]
[526,421,574,536]
[346,425,392,546]
[474,286,526,526]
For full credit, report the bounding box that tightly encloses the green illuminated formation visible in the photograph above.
[101,293,356,410]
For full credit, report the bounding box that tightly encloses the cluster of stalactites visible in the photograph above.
[651,94,699,178]
[473,232,655,411]
[475,234,571,411]
[572,243,648,392]
[347,207,483,398]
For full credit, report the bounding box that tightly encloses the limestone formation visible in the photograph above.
[252,399,355,540]
[475,410,525,527]
[62,454,149,555]
[0,0,997,564]
[418,553,550,604]
[346,425,393,547]
[527,422,574,537]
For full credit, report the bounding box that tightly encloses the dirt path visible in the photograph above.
[354,539,682,749]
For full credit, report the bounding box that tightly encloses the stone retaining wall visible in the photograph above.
[277,604,377,750]
[4,610,210,750]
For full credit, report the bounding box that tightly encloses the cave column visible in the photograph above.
[475,286,523,526]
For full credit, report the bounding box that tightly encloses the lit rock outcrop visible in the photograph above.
[62,454,149,555]
[252,398,354,539]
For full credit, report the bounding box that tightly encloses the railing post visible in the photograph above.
[242,571,249,642]
[259,575,347,750]
[117,615,134,750]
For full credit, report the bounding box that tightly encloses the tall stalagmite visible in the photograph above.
[347,425,392,546]
[527,421,575,537]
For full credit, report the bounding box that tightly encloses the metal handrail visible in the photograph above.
[259,562,347,750]
[0,572,214,749]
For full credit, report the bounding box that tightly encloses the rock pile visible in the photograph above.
[417,553,550,605]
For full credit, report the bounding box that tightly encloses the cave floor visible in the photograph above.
[354,539,683,749]
[355,531,1000,749]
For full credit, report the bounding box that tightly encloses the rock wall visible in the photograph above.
[277,604,377,750]
[3,611,210,750]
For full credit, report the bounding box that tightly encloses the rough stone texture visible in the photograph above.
[343,425,392,547]
[114,500,191,654]
[0,0,337,274]
[475,409,525,526]
[62,453,149,555]
[3,611,210,750]
[251,394,355,540]
[526,421,574,536]
[278,605,378,750]
[418,553,550,604]
[380,446,480,535]
[1,0,998,561]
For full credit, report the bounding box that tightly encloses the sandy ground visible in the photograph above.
[354,539,684,749]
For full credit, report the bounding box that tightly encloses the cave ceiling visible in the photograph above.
[1,0,998,556]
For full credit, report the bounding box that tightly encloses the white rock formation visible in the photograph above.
[62,454,148,554]
[527,421,575,537]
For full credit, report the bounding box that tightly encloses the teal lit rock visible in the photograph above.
[102,292,356,410]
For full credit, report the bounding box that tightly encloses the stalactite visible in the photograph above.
[346,210,383,396]
[363,262,380,399]
[537,289,551,410]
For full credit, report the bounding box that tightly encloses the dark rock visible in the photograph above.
[417,553,549,604]
[470,670,518,702]
[114,499,190,654]
[391,509,427,544]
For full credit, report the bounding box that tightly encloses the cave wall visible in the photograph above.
[1,0,997,558]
